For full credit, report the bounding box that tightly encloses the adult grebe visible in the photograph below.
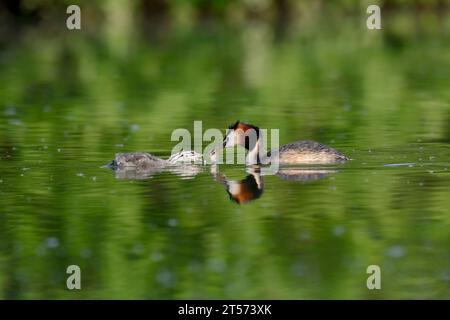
[210,121,349,165]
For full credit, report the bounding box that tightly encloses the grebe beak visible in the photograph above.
[209,148,217,163]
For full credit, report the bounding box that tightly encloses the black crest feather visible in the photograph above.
[228,120,240,129]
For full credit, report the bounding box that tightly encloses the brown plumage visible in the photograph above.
[269,140,348,164]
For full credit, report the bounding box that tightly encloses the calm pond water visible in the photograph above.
[0,20,449,299]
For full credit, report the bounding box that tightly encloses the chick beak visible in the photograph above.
[209,149,217,163]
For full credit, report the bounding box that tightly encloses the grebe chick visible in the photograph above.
[210,121,349,165]
[111,151,204,168]
[167,150,204,164]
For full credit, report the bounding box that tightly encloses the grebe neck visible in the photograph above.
[246,138,262,165]
[246,136,267,165]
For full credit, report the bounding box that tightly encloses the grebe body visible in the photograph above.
[269,140,348,164]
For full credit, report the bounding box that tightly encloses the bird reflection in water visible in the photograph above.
[211,165,336,204]
[211,166,264,204]
[112,164,203,180]
[110,162,336,204]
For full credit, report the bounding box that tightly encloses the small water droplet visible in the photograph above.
[441,269,450,281]
[299,231,310,240]
[9,119,22,126]
[130,124,140,132]
[155,270,175,287]
[333,226,345,236]
[132,244,144,255]
[76,173,85,177]
[4,106,17,116]
[150,251,163,262]
[387,245,405,258]
[168,218,178,227]
[45,237,59,249]
[291,262,305,277]
[80,248,92,258]
[208,259,225,273]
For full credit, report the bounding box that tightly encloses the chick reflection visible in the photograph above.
[211,166,263,204]
[113,164,203,180]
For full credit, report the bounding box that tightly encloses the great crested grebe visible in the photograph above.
[210,121,349,165]
[110,150,204,168]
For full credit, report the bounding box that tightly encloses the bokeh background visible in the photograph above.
[0,0,449,299]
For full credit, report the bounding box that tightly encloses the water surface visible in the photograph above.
[0,20,449,299]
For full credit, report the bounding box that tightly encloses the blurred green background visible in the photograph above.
[0,0,449,299]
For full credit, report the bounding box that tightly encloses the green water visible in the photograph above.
[0,19,449,299]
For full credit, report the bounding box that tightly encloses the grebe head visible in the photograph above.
[209,121,261,164]
[223,121,260,149]
[226,173,264,204]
